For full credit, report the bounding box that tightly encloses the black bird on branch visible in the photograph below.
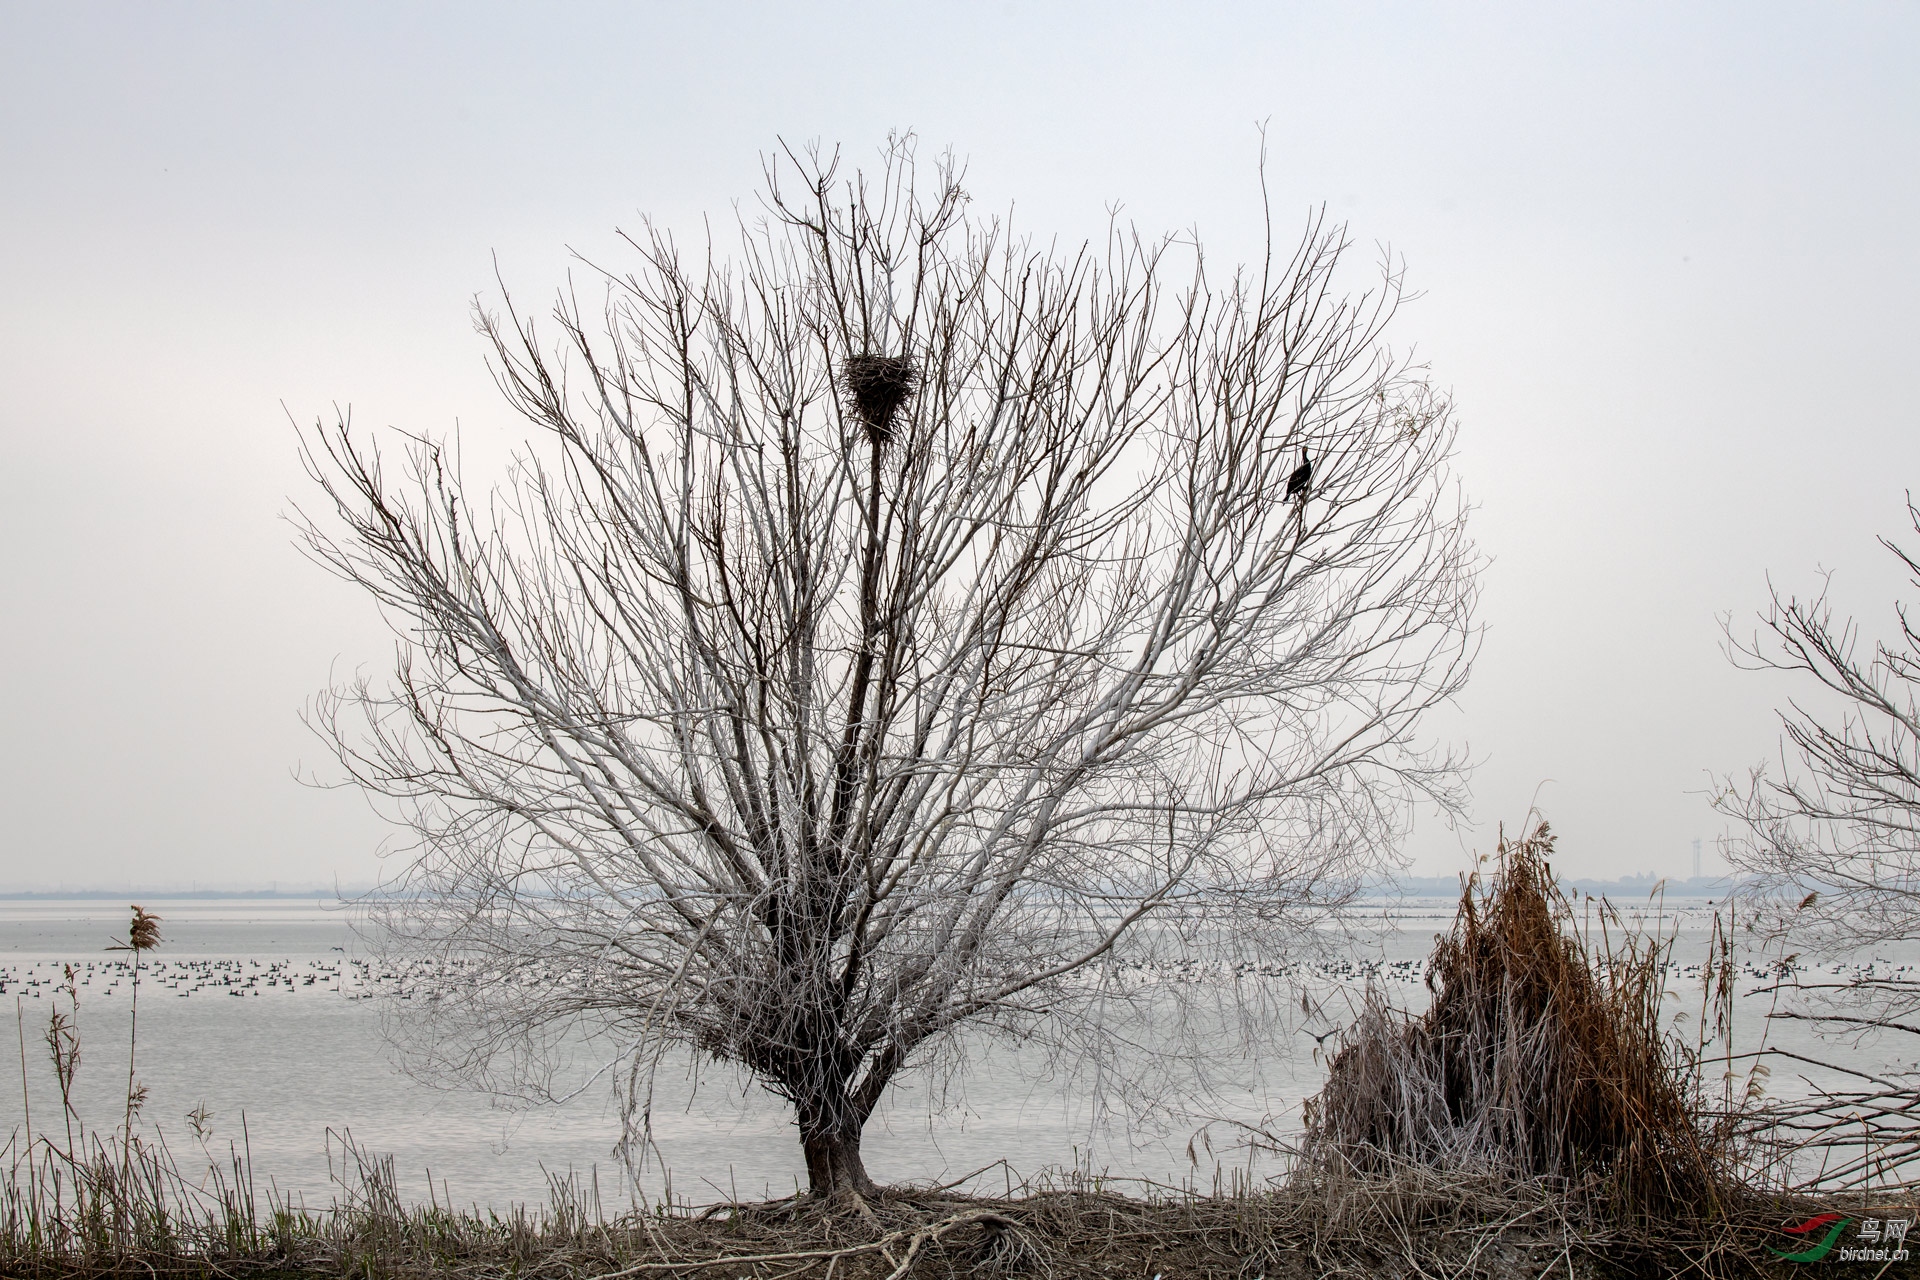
[1286,448,1313,501]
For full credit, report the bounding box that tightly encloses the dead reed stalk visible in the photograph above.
[108,906,161,1175]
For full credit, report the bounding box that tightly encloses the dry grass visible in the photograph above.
[0,1142,1844,1279]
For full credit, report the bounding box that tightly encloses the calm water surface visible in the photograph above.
[0,898,1903,1210]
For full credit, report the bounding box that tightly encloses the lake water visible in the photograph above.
[0,897,1907,1211]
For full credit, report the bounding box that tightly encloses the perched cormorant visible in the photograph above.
[1286,448,1313,500]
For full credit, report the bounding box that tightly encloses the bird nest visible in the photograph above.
[841,353,919,444]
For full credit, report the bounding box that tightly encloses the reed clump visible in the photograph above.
[1299,821,1737,1224]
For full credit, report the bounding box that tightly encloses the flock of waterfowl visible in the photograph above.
[0,943,1913,1007]
[0,957,379,1000]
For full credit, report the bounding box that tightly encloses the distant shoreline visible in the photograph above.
[0,877,1742,902]
[0,889,373,900]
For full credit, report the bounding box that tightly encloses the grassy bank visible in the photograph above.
[0,1137,1873,1279]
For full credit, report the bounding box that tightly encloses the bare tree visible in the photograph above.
[295,140,1478,1198]
[1715,494,1920,1186]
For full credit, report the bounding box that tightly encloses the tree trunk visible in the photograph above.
[793,1042,898,1199]
[801,1124,875,1199]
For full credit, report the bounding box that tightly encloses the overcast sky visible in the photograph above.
[1,2,1915,890]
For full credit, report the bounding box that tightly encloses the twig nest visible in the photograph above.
[842,353,919,445]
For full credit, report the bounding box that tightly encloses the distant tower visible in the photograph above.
[1691,838,1702,882]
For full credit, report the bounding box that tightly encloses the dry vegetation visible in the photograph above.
[1301,823,1731,1216]
[6,855,1911,1278]
[0,1134,1855,1279]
